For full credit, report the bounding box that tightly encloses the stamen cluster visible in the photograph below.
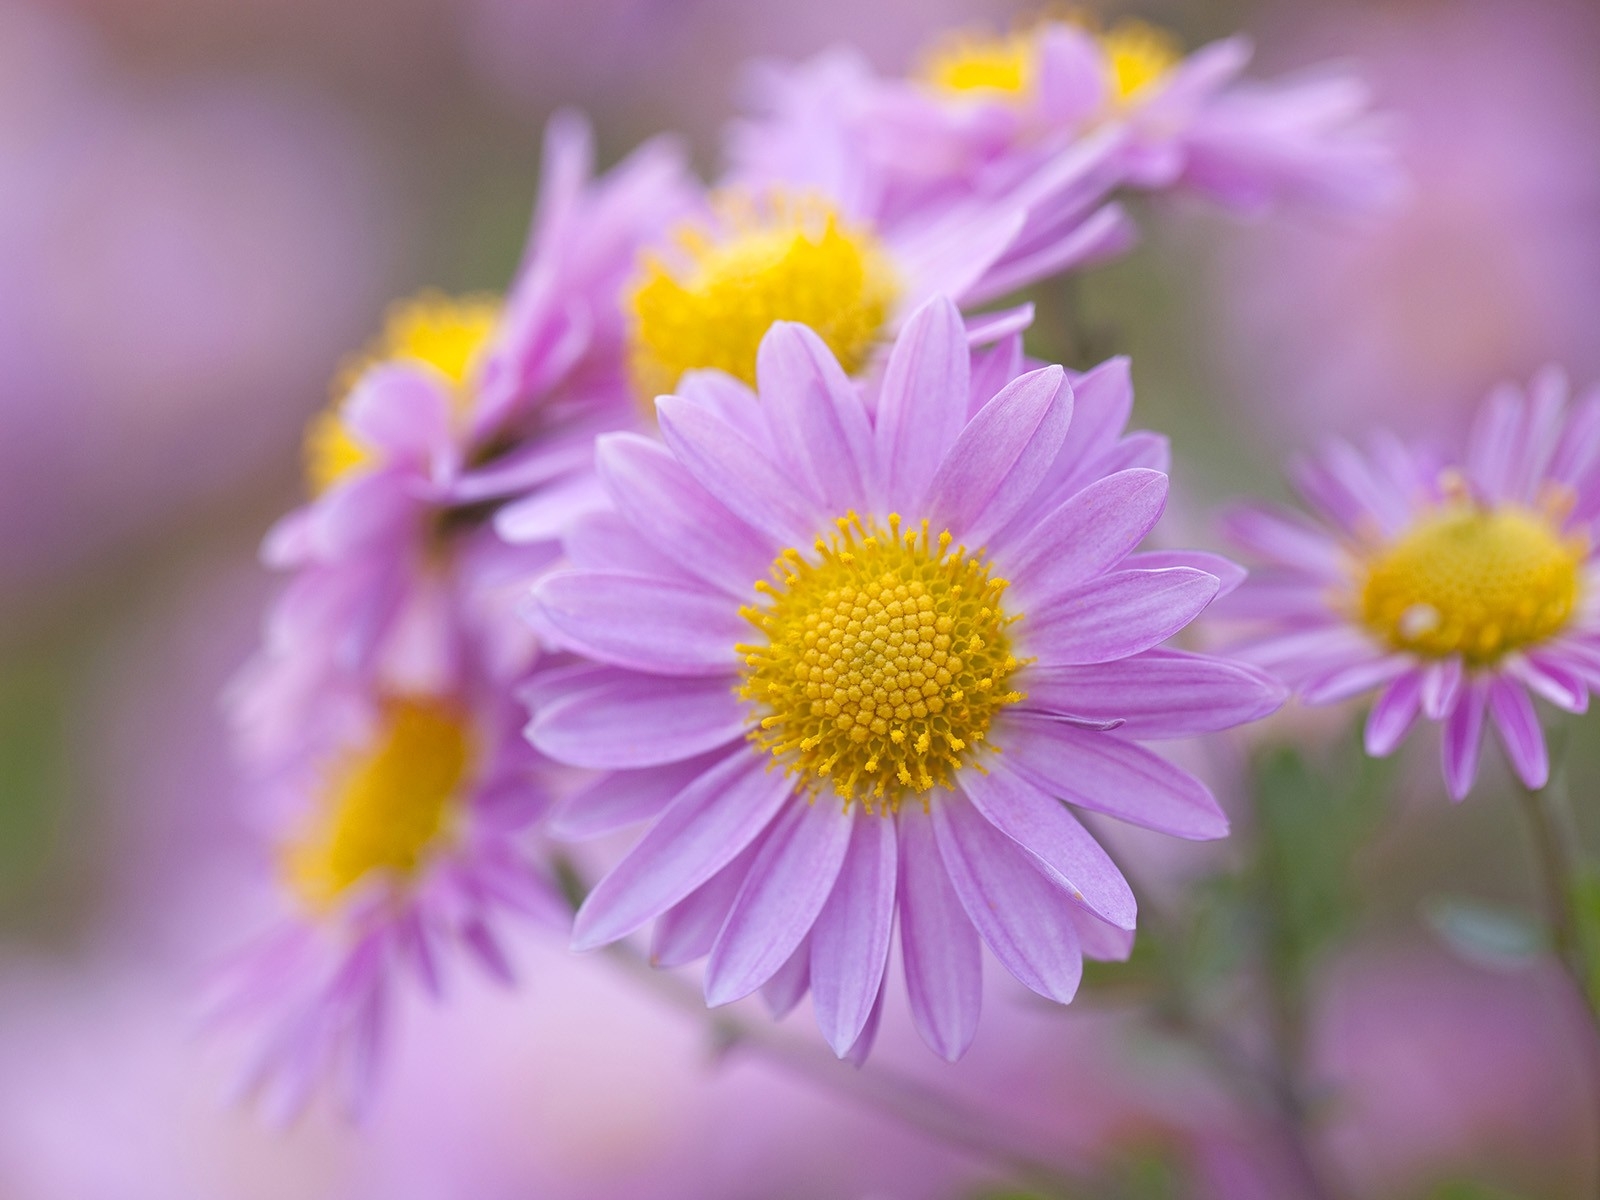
[626,192,898,401]
[284,698,474,909]
[738,513,1023,811]
[1358,500,1584,665]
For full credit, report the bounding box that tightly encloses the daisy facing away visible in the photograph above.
[523,297,1284,1062]
[1222,368,1600,800]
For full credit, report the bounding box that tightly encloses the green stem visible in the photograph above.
[1515,781,1600,1197]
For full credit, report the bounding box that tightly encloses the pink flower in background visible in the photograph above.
[729,15,1397,228]
[1210,0,1600,443]
[1223,369,1600,799]
[215,590,567,1118]
[524,297,1282,1060]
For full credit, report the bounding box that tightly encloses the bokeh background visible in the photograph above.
[3,0,1598,1196]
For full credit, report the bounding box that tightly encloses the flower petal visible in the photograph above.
[810,812,898,1056]
[1364,669,1423,757]
[760,933,813,1018]
[572,751,793,950]
[896,809,981,1061]
[529,570,744,676]
[656,392,820,548]
[596,433,774,598]
[876,296,970,512]
[1221,502,1347,580]
[757,322,878,516]
[549,755,720,840]
[959,759,1135,929]
[1025,568,1220,667]
[1421,658,1464,720]
[650,839,763,968]
[998,715,1229,840]
[528,669,746,768]
[1488,677,1549,790]
[924,365,1072,548]
[1021,648,1286,738]
[1004,469,1169,605]
[705,801,855,1005]
[1441,680,1488,802]
[930,799,1085,1004]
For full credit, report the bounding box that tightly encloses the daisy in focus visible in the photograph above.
[1223,368,1600,800]
[524,297,1284,1061]
[732,13,1399,225]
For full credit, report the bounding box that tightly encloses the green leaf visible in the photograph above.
[1422,897,1546,970]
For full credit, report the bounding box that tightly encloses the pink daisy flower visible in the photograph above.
[1222,368,1600,800]
[524,297,1284,1061]
[215,564,568,1120]
[255,111,694,702]
[732,17,1398,226]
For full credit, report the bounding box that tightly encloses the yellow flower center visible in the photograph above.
[1099,19,1181,103]
[302,292,501,495]
[738,513,1024,811]
[1358,504,1585,665]
[625,192,899,402]
[284,698,475,910]
[917,29,1037,97]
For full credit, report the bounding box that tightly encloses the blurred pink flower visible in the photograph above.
[1210,0,1600,442]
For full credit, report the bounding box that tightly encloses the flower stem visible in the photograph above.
[1515,780,1600,1196]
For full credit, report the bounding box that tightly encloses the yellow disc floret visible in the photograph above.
[626,191,899,402]
[284,697,475,910]
[302,291,501,495]
[1099,19,1181,103]
[918,28,1038,97]
[739,513,1025,812]
[1358,502,1585,665]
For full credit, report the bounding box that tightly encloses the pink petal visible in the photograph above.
[999,715,1229,840]
[756,322,877,516]
[1441,680,1488,802]
[572,751,793,950]
[528,669,746,769]
[930,799,1085,1004]
[1005,468,1169,604]
[1072,908,1135,963]
[1119,550,1247,597]
[530,570,744,676]
[1024,568,1220,666]
[1364,670,1423,757]
[924,365,1073,548]
[650,839,763,968]
[595,433,775,598]
[657,393,819,548]
[1021,648,1285,737]
[1421,658,1464,720]
[1488,677,1549,790]
[760,933,813,1018]
[704,800,855,1005]
[1509,653,1589,714]
[1300,653,1416,705]
[1220,502,1346,580]
[875,296,970,512]
[810,813,898,1055]
[842,975,887,1067]
[550,755,718,841]
[896,809,982,1061]
[959,759,1135,929]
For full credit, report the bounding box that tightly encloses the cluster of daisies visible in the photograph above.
[215,13,1598,1117]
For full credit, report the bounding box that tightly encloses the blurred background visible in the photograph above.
[2,0,1598,1196]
